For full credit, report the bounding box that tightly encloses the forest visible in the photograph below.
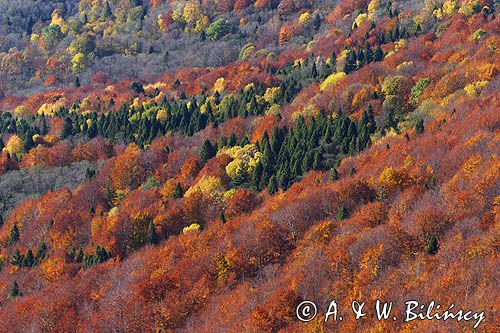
[0,0,498,331]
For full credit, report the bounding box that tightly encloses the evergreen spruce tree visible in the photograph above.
[147,221,158,245]
[311,61,318,79]
[336,204,349,221]
[35,243,47,263]
[173,183,184,199]
[415,24,422,35]
[25,249,35,268]
[103,1,112,18]
[10,249,22,266]
[373,45,384,61]
[103,177,116,209]
[40,115,48,135]
[8,223,19,246]
[356,47,365,65]
[343,49,357,74]
[200,139,216,163]
[267,175,278,195]
[261,140,276,179]
[383,110,398,131]
[61,117,74,139]
[76,247,84,263]
[22,130,34,152]
[26,15,34,35]
[415,119,424,134]
[357,107,376,151]
[233,167,249,186]
[364,44,373,63]
[302,151,314,173]
[240,135,250,146]
[219,211,226,224]
[7,281,21,299]
[313,13,321,31]
[251,161,263,191]
[426,234,439,255]
[330,51,336,71]
[348,136,358,155]
[217,136,227,150]
[277,166,291,190]
[228,133,237,146]
[312,151,321,170]
[131,82,144,95]
[330,168,339,182]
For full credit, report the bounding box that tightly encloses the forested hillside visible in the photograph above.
[0,0,498,331]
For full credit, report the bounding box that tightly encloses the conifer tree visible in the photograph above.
[61,117,74,139]
[426,234,439,255]
[251,161,263,191]
[415,24,422,35]
[261,140,276,178]
[40,115,48,135]
[233,167,249,186]
[356,47,365,64]
[36,243,47,263]
[312,151,321,170]
[7,281,21,299]
[147,221,158,245]
[8,223,19,246]
[103,1,112,18]
[173,183,184,199]
[313,13,321,31]
[383,110,398,131]
[25,249,35,268]
[228,133,237,146]
[343,49,357,74]
[200,140,216,163]
[10,249,22,266]
[415,119,424,134]
[277,166,291,190]
[364,44,373,63]
[357,107,376,150]
[219,211,226,224]
[103,177,116,209]
[330,168,339,182]
[76,247,84,263]
[336,204,349,221]
[373,45,384,61]
[330,51,336,71]
[267,175,278,195]
[311,61,318,79]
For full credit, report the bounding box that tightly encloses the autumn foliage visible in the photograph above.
[0,1,498,332]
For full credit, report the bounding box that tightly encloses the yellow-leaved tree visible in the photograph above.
[4,135,24,157]
[213,77,226,93]
[320,72,346,91]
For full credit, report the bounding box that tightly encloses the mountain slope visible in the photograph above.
[0,0,498,331]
